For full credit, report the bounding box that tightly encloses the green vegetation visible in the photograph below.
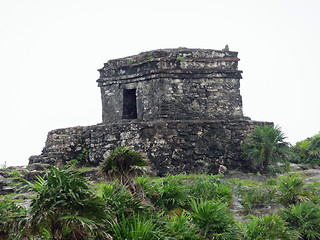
[100,145,148,190]
[190,198,239,239]
[2,134,320,239]
[20,163,110,239]
[242,125,289,173]
[177,56,184,62]
[0,161,6,169]
[7,170,21,178]
[0,201,26,239]
[2,162,320,239]
[278,174,306,206]
[242,214,299,240]
[291,132,320,164]
[242,187,275,212]
[280,201,320,239]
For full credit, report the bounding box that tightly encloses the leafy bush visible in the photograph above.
[278,174,306,206]
[189,175,232,203]
[190,198,239,239]
[110,213,161,240]
[265,176,278,186]
[7,170,21,178]
[307,182,320,204]
[100,181,147,218]
[164,211,200,240]
[100,145,148,188]
[280,201,320,240]
[242,214,299,240]
[242,125,289,173]
[21,164,110,239]
[138,174,189,211]
[0,201,25,239]
[242,187,275,212]
[293,133,320,164]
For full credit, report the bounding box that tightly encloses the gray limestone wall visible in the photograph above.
[29,118,271,176]
[98,48,243,123]
[28,48,273,175]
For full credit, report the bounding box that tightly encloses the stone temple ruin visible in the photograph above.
[29,48,271,176]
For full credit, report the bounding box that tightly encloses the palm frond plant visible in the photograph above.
[137,174,189,211]
[0,200,26,239]
[190,198,240,239]
[280,201,320,240]
[100,146,148,192]
[242,187,275,212]
[100,181,147,218]
[242,125,289,173]
[110,213,162,240]
[20,163,111,240]
[293,133,320,164]
[278,174,306,206]
[242,214,299,240]
[189,175,232,203]
[164,211,200,239]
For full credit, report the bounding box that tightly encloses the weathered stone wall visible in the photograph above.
[29,48,273,175]
[98,48,243,123]
[29,118,271,176]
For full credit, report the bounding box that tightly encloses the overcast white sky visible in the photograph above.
[0,0,319,166]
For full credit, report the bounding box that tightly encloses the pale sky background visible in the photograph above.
[0,0,319,166]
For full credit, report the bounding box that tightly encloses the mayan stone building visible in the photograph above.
[29,48,271,175]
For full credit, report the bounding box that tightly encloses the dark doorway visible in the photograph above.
[123,89,137,119]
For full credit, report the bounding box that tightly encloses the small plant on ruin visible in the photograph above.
[242,125,289,173]
[0,161,6,170]
[100,146,148,190]
[222,44,229,52]
[177,56,184,62]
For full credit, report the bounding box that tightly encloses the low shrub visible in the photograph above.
[242,187,275,212]
[100,181,147,218]
[0,201,26,239]
[190,198,240,239]
[292,133,320,164]
[242,214,299,240]
[110,213,161,240]
[164,211,200,240]
[278,174,306,206]
[137,174,189,211]
[100,145,148,188]
[189,175,232,203]
[280,201,320,240]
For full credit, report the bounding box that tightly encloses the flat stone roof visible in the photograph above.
[97,48,242,86]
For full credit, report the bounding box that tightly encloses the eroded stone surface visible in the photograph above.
[29,48,272,175]
[98,48,243,123]
[29,119,270,176]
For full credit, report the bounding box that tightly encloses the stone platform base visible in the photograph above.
[29,118,271,176]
